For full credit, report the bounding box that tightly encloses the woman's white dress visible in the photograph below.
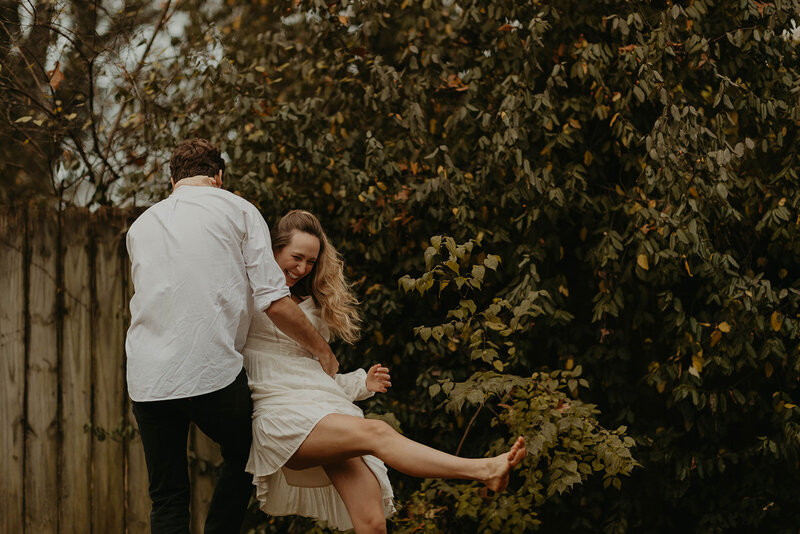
[242,298,396,531]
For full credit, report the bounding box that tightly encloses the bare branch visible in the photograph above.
[23,0,58,71]
[0,1,21,61]
[103,0,173,164]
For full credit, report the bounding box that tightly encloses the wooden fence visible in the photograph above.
[0,205,222,534]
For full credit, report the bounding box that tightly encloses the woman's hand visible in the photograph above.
[366,364,391,393]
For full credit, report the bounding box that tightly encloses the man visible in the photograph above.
[126,138,338,533]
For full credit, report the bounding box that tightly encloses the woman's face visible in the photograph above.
[274,231,320,288]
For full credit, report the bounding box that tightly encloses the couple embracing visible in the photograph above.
[125,138,526,534]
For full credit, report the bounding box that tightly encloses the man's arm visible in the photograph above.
[265,296,339,376]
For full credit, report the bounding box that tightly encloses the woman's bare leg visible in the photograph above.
[286,414,527,492]
[324,458,387,534]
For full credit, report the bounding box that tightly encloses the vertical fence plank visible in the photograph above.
[190,425,222,534]
[92,209,126,532]
[0,207,27,533]
[60,208,93,532]
[25,206,59,532]
[124,242,151,534]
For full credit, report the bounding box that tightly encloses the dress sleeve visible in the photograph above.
[334,368,375,402]
[242,204,291,311]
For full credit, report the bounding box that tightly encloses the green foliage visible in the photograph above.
[392,236,637,532]
[148,0,800,530]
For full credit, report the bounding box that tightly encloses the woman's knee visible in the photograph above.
[355,511,387,534]
[363,419,393,437]
[358,419,394,449]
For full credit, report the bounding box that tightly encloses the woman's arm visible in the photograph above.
[334,369,374,402]
[335,364,391,402]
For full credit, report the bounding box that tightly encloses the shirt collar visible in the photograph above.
[173,175,217,191]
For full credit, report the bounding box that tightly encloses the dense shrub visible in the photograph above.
[5,0,800,531]
[145,1,800,530]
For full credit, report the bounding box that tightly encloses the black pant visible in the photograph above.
[132,369,253,534]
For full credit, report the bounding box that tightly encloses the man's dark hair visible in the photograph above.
[169,138,226,183]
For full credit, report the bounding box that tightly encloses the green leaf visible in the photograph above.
[419,327,431,342]
[484,255,500,270]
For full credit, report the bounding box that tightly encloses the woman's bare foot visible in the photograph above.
[483,436,527,492]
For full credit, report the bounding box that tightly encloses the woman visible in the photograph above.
[243,210,526,533]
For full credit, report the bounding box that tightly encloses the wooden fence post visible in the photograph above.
[0,207,27,533]
[60,207,93,531]
[25,206,60,531]
[91,208,126,532]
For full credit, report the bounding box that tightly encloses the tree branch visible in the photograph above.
[102,0,173,164]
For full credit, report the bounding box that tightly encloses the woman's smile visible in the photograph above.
[275,231,320,287]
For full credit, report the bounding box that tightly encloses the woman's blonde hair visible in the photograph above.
[271,210,361,344]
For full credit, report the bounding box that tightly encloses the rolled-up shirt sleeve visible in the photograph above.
[242,206,290,311]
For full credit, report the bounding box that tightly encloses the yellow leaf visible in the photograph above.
[692,354,703,373]
[493,360,505,372]
[684,260,693,277]
[764,362,773,378]
[322,182,332,194]
[656,381,666,393]
[771,311,782,332]
[785,403,797,409]
[584,151,593,165]
[637,254,649,270]
[47,61,65,90]
[710,330,722,347]
[718,322,731,333]
[565,357,574,370]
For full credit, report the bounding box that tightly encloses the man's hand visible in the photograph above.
[265,296,338,377]
[317,348,339,377]
[366,364,391,393]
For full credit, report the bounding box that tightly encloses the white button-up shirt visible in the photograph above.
[125,184,290,401]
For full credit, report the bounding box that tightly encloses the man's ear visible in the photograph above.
[215,169,223,187]
[170,177,176,190]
